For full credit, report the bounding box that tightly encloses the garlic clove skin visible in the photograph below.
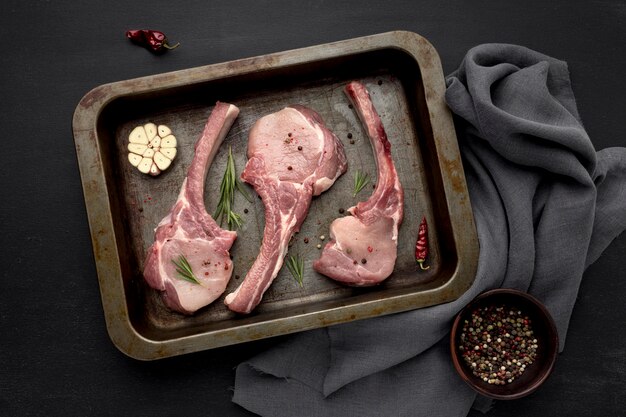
[149,162,161,176]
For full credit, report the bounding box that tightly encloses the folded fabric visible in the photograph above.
[232,44,626,417]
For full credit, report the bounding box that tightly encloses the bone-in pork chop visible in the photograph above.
[143,102,239,314]
[224,105,347,314]
[313,81,404,286]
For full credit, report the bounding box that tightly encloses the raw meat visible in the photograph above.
[143,102,239,314]
[224,105,347,314]
[313,81,404,286]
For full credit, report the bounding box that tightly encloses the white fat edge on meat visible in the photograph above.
[292,107,326,160]
[311,126,340,194]
[313,177,335,194]
[385,171,404,243]
[156,203,192,285]
[327,221,345,252]
[248,213,298,312]
[224,288,238,304]
[391,210,401,242]
[151,188,191,288]
[314,161,345,195]
[272,194,302,278]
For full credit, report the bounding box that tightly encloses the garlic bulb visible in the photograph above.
[127,123,177,176]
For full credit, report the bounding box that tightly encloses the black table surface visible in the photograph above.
[2,1,625,416]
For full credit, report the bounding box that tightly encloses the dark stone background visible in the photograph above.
[1,1,624,415]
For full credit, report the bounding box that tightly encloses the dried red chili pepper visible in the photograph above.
[126,29,179,53]
[415,216,430,270]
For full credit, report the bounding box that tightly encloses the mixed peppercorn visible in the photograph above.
[458,305,538,385]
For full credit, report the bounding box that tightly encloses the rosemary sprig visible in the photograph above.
[285,253,305,287]
[214,146,252,230]
[172,255,201,285]
[353,169,371,197]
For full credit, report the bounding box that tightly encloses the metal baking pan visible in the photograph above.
[72,31,478,360]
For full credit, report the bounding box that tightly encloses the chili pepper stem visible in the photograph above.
[162,41,180,50]
[417,260,430,270]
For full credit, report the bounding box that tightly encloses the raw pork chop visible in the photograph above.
[143,102,239,314]
[313,81,404,286]
[224,106,347,314]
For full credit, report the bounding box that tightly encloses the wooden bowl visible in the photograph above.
[450,289,559,400]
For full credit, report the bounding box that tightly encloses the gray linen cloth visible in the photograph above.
[232,44,626,416]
